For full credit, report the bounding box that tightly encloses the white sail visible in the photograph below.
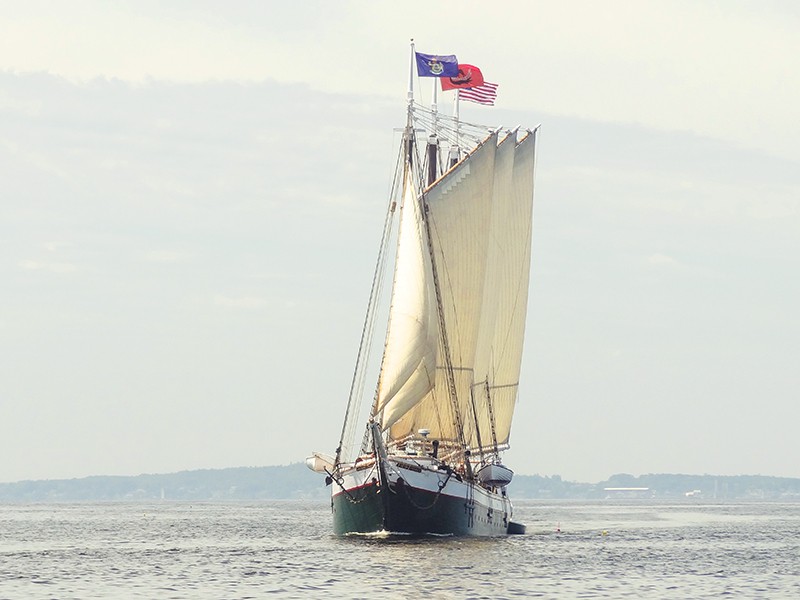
[471,131,517,446]
[388,134,499,444]
[383,130,537,450]
[375,172,439,429]
[474,130,537,446]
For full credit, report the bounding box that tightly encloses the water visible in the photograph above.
[1,500,798,598]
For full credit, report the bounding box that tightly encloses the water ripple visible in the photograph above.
[1,500,799,598]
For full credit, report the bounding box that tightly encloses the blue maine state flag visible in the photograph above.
[415,52,459,77]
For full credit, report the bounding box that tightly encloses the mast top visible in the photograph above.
[408,39,415,107]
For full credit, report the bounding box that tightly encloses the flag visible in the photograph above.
[415,52,459,77]
[458,82,499,106]
[440,64,485,91]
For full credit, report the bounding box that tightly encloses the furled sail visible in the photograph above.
[375,172,439,429]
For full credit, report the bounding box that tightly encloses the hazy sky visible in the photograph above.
[1,1,798,483]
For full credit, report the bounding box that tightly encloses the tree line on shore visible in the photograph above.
[1,464,798,502]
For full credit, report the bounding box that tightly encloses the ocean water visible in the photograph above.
[1,500,798,599]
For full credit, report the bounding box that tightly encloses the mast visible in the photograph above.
[407,39,415,107]
[405,39,416,167]
[426,136,439,185]
[334,41,420,466]
[425,65,440,186]
[448,89,461,170]
[411,42,468,466]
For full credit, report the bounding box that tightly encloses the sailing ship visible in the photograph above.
[307,46,538,536]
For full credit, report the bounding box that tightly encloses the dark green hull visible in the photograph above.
[332,479,513,537]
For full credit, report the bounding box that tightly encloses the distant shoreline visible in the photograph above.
[1,465,799,502]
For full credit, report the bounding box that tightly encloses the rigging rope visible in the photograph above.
[336,148,404,465]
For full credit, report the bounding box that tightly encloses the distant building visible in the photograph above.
[603,487,651,499]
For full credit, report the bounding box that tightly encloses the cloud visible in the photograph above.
[2,2,800,163]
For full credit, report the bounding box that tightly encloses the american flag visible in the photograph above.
[458,82,499,106]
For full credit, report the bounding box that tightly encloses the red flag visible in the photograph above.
[440,64,485,91]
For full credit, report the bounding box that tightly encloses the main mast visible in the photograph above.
[405,40,416,168]
[408,41,470,468]
[381,39,470,468]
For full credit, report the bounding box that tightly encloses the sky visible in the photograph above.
[1,1,799,483]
